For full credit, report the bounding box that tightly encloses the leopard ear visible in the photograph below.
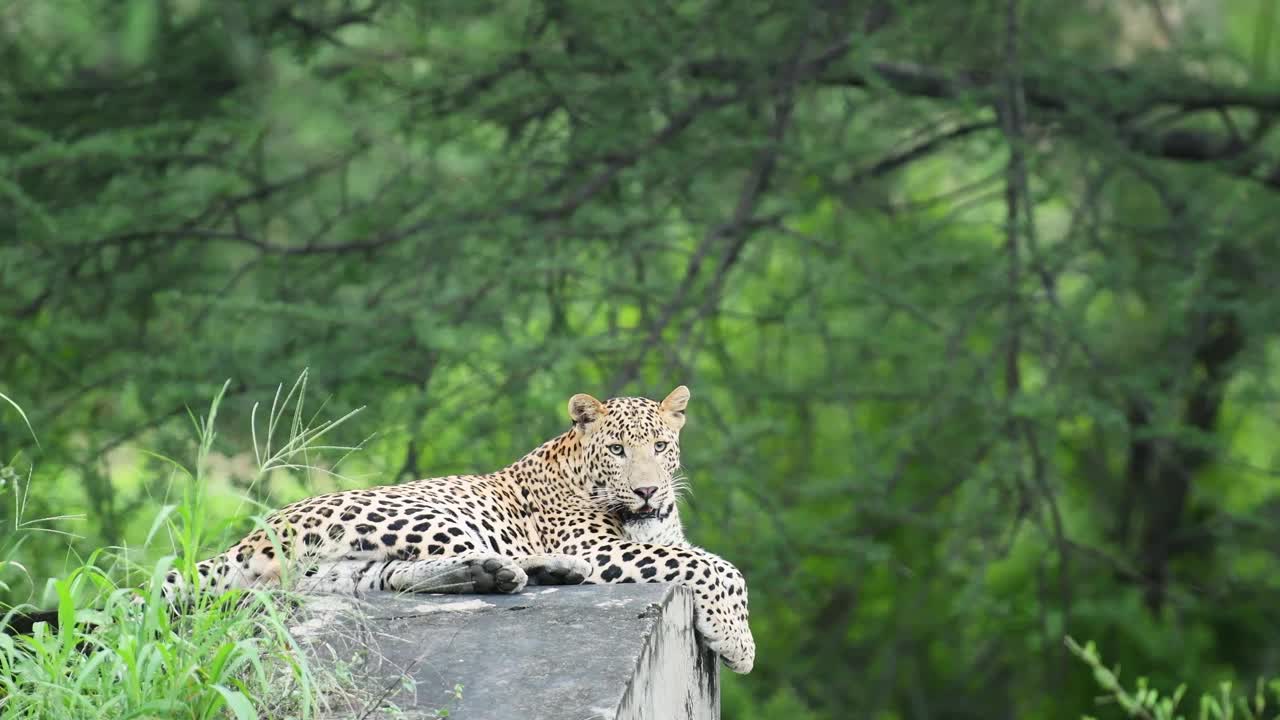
[660,385,689,430]
[568,393,607,430]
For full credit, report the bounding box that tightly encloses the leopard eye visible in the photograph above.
[607,443,625,457]
[654,441,668,453]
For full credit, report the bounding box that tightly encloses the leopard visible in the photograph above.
[166,385,755,673]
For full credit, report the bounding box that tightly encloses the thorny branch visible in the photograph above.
[996,0,1072,691]
[608,19,825,393]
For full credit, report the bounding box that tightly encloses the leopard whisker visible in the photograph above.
[670,474,694,498]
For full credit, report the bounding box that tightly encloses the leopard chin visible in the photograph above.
[620,503,674,524]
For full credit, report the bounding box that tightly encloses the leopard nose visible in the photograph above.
[633,486,658,501]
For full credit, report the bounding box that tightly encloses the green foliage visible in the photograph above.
[4,1,1280,718]
[1068,638,1280,720]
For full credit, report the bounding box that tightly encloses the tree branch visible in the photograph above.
[693,55,1280,190]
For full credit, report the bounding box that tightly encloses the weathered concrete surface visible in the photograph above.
[289,583,720,720]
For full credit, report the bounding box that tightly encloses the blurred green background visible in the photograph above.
[4,1,1280,718]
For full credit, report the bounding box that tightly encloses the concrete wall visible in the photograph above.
[288,583,719,719]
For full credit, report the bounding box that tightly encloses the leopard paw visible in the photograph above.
[711,636,755,674]
[468,555,528,594]
[516,554,591,586]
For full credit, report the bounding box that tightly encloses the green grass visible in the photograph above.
[0,373,383,720]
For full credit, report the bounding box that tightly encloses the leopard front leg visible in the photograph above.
[164,552,532,601]
[297,554,529,594]
[167,551,591,602]
[297,553,590,594]
[583,541,755,674]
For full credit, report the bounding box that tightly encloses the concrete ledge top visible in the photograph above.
[289,583,717,720]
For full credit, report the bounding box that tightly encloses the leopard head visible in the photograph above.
[568,386,689,527]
